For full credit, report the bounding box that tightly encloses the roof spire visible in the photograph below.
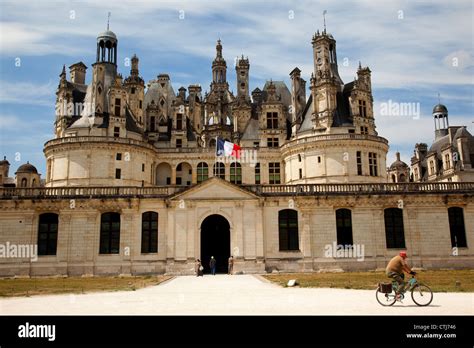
[107,12,111,30]
[323,10,327,33]
[438,92,441,104]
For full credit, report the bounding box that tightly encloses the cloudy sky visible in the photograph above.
[0,0,472,175]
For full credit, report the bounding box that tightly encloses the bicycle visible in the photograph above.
[376,275,433,306]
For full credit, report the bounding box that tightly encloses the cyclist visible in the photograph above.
[386,251,416,300]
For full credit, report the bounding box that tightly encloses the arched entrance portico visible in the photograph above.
[200,214,230,274]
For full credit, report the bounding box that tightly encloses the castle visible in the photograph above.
[0,27,472,276]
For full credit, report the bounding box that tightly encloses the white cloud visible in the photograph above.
[0,80,56,106]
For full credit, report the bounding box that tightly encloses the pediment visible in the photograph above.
[169,177,259,201]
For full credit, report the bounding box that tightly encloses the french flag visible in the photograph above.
[216,137,241,158]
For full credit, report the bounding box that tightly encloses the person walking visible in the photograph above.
[228,255,234,275]
[209,256,217,275]
[195,259,203,277]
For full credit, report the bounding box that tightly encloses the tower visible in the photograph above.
[290,67,306,136]
[124,54,145,127]
[433,103,449,139]
[310,30,343,130]
[236,55,249,101]
[212,40,227,87]
[91,28,118,119]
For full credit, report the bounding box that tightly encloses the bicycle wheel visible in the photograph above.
[411,283,433,306]
[376,288,396,306]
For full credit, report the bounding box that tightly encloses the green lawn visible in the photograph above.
[0,275,172,297]
[263,270,474,292]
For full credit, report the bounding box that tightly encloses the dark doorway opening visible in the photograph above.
[200,214,230,274]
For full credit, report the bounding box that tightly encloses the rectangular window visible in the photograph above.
[448,207,467,248]
[141,212,158,253]
[100,213,120,254]
[230,163,242,184]
[176,177,182,185]
[253,141,260,148]
[279,209,299,251]
[197,163,209,183]
[142,163,145,172]
[115,168,121,179]
[445,154,451,169]
[38,213,58,256]
[114,127,120,138]
[356,151,362,175]
[150,116,156,132]
[368,152,378,176]
[131,87,136,94]
[269,162,281,184]
[116,153,122,161]
[139,100,142,109]
[115,98,121,116]
[384,208,406,249]
[255,163,261,184]
[318,156,321,164]
[299,168,303,179]
[267,112,279,129]
[176,114,183,130]
[358,100,367,117]
[176,139,182,148]
[429,161,435,175]
[267,137,279,148]
[336,209,353,247]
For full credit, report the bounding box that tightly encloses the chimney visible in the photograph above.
[69,62,87,84]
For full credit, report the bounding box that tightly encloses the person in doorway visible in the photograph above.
[210,256,217,275]
[195,259,203,277]
[228,255,234,275]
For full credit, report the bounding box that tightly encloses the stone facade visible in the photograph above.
[0,180,473,276]
[0,27,473,277]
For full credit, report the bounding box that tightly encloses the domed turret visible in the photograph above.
[16,161,38,174]
[96,24,117,65]
[433,102,449,139]
[388,152,409,183]
[15,161,41,187]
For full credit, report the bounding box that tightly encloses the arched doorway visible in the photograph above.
[200,214,230,274]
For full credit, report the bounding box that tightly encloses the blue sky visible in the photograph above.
[0,0,473,176]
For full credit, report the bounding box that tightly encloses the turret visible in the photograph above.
[212,39,227,86]
[236,55,250,101]
[433,103,449,139]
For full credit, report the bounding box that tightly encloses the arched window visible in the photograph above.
[32,179,36,187]
[100,213,120,254]
[38,213,58,256]
[197,162,209,183]
[391,174,396,183]
[278,209,299,251]
[213,162,225,179]
[399,174,406,182]
[142,212,158,253]
[336,209,353,247]
[448,207,467,248]
[230,162,242,184]
[209,138,216,147]
[384,208,405,249]
[21,178,27,187]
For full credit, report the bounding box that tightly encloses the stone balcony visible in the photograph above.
[1,182,473,200]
